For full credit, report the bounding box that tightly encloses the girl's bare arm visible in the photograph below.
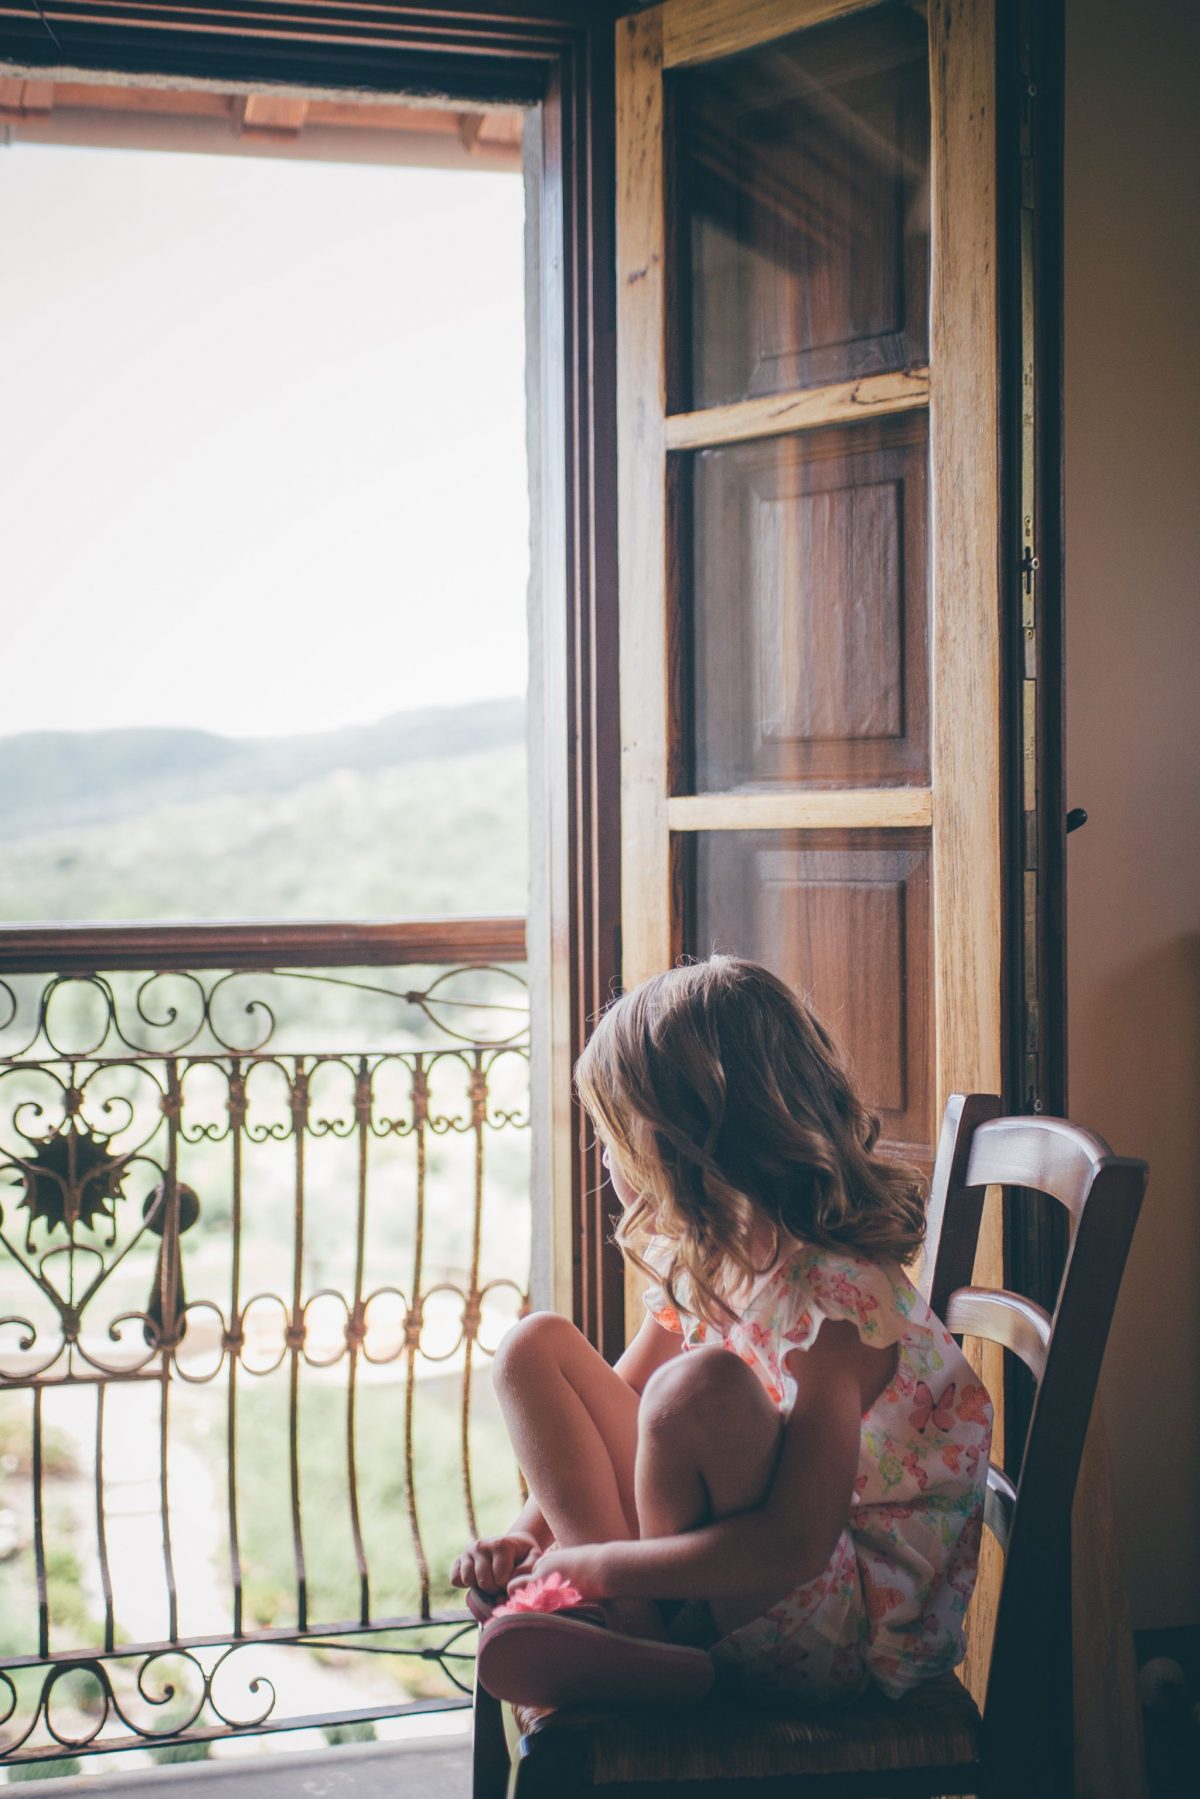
[613,1307,686,1393]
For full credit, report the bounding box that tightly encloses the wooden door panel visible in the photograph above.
[671,4,930,409]
[689,829,932,1158]
[687,413,929,789]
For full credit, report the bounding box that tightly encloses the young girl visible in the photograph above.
[452,957,992,1709]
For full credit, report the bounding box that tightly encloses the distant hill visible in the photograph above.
[0,697,525,841]
[0,698,528,923]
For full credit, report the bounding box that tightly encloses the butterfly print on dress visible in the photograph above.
[909,1380,956,1433]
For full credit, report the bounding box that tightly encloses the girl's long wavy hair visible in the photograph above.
[575,956,927,1327]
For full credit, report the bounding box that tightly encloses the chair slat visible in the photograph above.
[963,1116,1112,1218]
[944,1285,1051,1380]
[984,1463,1016,1553]
[924,1093,1003,1317]
[984,1154,1146,1780]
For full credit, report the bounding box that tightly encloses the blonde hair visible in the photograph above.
[575,956,926,1327]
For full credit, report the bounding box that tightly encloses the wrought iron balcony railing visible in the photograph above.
[0,920,529,1768]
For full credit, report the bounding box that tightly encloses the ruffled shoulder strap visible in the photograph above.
[640,1235,689,1335]
[774,1245,929,1353]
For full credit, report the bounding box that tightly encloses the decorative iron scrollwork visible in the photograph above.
[0,962,530,1767]
[0,1623,478,1761]
[0,965,529,1062]
[15,1122,128,1237]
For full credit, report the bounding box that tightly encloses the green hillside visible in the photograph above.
[0,696,525,841]
[0,718,527,924]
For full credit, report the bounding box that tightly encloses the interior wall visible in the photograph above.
[1064,0,1200,1630]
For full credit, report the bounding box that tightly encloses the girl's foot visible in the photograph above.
[476,1611,715,1709]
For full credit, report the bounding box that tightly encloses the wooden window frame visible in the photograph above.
[0,0,628,1357]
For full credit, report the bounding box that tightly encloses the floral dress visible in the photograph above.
[643,1241,993,1703]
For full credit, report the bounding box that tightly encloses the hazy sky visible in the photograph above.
[0,141,528,739]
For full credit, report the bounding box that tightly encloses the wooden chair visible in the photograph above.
[472,1093,1147,1799]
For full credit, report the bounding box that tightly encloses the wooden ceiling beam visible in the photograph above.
[0,77,54,117]
[50,82,235,119]
[476,108,524,148]
[0,76,524,167]
[458,109,485,153]
[239,93,310,136]
[306,100,466,134]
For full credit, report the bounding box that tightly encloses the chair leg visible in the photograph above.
[472,1671,511,1799]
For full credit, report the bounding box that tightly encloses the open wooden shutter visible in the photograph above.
[616,0,1005,1698]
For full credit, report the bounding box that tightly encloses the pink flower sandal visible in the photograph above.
[475,1577,715,1709]
[466,1571,606,1628]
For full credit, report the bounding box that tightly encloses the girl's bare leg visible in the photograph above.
[491,1311,661,1634]
[635,1348,787,1636]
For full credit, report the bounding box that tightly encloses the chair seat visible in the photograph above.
[512,1671,982,1785]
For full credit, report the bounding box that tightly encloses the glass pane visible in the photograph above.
[670,2,930,410]
[0,142,528,923]
[685,414,929,792]
[688,829,932,1158]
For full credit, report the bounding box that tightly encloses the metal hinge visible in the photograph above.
[1021,542,1039,595]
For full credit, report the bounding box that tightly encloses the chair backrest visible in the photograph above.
[924,1094,1146,1781]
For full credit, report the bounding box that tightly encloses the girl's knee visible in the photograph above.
[492,1310,583,1391]
[641,1346,765,1435]
[639,1353,781,1523]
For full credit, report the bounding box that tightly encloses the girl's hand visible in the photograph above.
[450,1532,540,1595]
[506,1543,610,1601]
